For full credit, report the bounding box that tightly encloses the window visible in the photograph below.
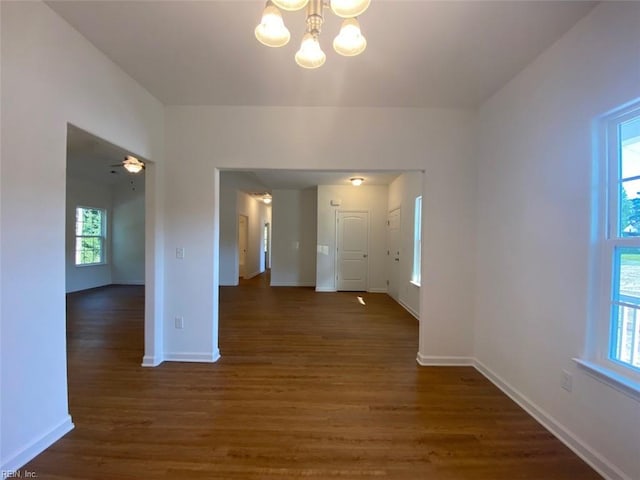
[412,196,422,286]
[589,103,640,388]
[608,110,640,372]
[75,207,106,265]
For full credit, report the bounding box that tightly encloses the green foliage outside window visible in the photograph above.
[75,207,105,265]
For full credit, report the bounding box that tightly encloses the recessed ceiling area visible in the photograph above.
[46,0,597,108]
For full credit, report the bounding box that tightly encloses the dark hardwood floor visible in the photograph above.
[24,274,602,479]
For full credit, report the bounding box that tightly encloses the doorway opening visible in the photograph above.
[216,168,424,356]
[65,124,149,367]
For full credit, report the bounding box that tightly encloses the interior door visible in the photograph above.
[238,215,248,279]
[337,211,369,291]
[387,208,401,300]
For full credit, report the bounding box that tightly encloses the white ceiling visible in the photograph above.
[46,0,597,108]
[240,169,403,190]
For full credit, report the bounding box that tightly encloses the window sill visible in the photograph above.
[573,358,640,401]
[75,262,108,268]
[410,280,421,288]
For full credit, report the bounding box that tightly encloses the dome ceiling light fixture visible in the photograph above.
[112,155,145,174]
[350,177,364,186]
[255,0,369,69]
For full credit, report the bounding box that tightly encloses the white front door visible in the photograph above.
[387,208,401,300]
[238,215,248,279]
[337,211,369,291]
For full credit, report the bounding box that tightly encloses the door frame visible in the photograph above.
[387,207,401,300]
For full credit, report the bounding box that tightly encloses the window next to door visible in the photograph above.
[412,196,422,287]
[75,206,107,266]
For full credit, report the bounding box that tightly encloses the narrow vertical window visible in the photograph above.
[75,207,106,265]
[412,196,422,286]
[609,113,640,370]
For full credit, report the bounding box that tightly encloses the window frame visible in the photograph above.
[411,195,422,286]
[584,102,640,395]
[74,206,107,267]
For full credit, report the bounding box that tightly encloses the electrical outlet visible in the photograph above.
[175,316,184,329]
[561,370,572,392]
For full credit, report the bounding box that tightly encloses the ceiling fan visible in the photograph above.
[111,155,145,174]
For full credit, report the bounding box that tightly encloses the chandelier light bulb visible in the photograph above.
[333,18,366,56]
[295,32,326,69]
[272,0,309,11]
[330,0,371,18]
[255,2,291,48]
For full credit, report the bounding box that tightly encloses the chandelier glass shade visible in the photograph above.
[333,18,366,56]
[295,32,326,69]
[255,0,368,69]
[272,0,309,11]
[330,0,371,18]
[255,2,291,47]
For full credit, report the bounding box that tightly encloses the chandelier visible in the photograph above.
[255,0,370,69]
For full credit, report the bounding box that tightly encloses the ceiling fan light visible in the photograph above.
[263,195,272,204]
[330,0,370,18]
[295,32,326,69]
[123,155,144,174]
[255,2,291,47]
[271,0,309,11]
[333,18,366,56]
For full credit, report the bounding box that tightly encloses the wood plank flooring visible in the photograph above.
[24,275,602,479]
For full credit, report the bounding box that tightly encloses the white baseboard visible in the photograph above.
[163,350,221,363]
[315,287,336,292]
[473,359,631,480]
[270,282,316,287]
[416,353,474,366]
[141,354,163,367]
[368,288,388,293]
[398,299,419,320]
[1,415,74,472]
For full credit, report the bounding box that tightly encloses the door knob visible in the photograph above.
[363,254,368,258]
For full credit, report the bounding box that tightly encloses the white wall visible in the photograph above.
[164,105,476,367]
[112,180,145,285]
[0,1,164,471]
[388,173,422,317]
[316,185,388,292]
[474,3,640,479]
[219,183,239,285]
[66,176,145,292]
[271,189,317,287]
[65,176,113,292]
